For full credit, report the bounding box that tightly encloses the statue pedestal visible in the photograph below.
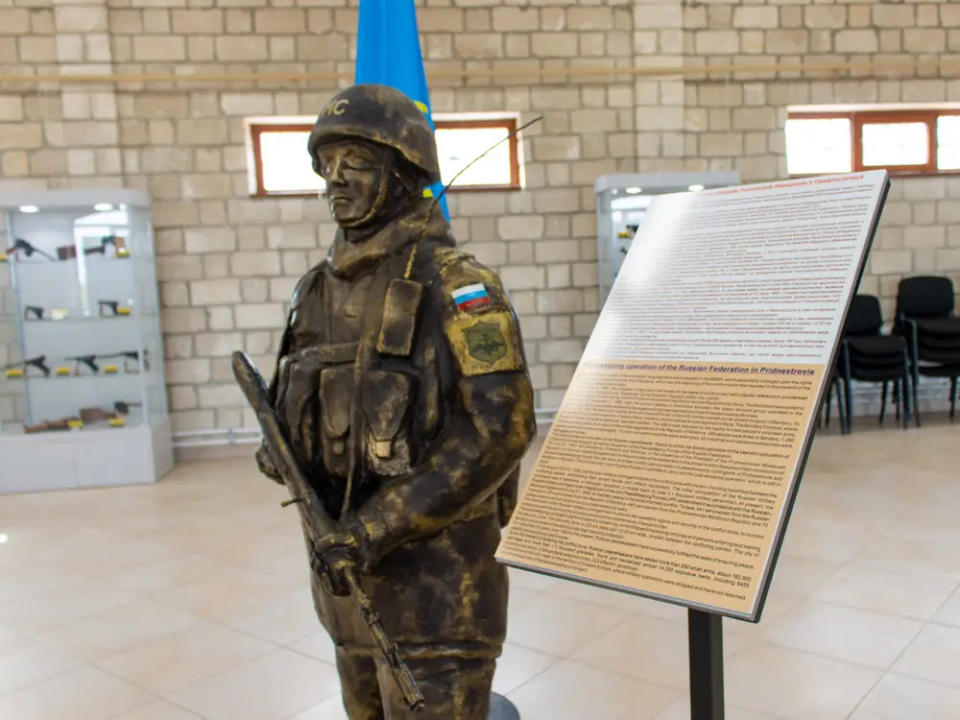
[490,693,520,720]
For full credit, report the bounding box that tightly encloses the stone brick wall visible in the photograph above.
[664,0,960,325]
[1,0,958,434]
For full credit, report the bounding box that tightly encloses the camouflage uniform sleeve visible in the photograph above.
[350,253,537,564]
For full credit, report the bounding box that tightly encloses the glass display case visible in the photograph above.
[0,189,172,493]
[595,172,741,305]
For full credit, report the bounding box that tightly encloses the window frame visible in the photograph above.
[248,115,522,199]
[432,116,522,193]
[787,107,960,177]
[249,122,318,199]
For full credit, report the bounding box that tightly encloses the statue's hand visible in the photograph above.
[311,521,371,597]
[255,441,283,483]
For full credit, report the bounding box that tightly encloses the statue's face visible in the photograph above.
[315,140,386,228]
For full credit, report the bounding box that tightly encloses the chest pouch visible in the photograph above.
[376,278,424,358]
[362,369,417,477]
[319,365,354,478]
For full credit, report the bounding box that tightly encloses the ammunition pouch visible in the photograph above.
[362,369,417,478]
[276,342,358,474]
[319,365,354,479]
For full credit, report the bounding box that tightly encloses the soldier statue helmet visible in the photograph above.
[255,84,536,719]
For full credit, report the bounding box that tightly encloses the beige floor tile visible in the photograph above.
[724,590,803,641]
[219,586,320,645]
[2,425,960,719]
[849,673,960,720]
[0,578,136,635]
[849,535,960,580]
[106,552,227,595]
[551,576,673,613]
[288,630,338,665]
[884,509,960,547]
[763,553,839,597]
[0,625,81,695]
[506,591,633,656]
[152,567,301,624]
[38,600,202,662]
[507,659,683,720]
[506,584,538,612]
[778,515,873,564]
[20,526,125,564]
[96,620,277,694]
[724,642,880,720]
[0,559,85,605]
[507,566,564,593]
[933,585,960,628]
[761,599,923,669]
[492,642,561,695]
[892,624,960,687]
[137,515,256,558]
[169,648,341,720]
[653,698,785,720]
[629,596,689,623]
[573,613,747,690]
[811,565,958,619]
[0,666,154,720]
[288,695,348,720]
[114,700,204,719]
[42,536,183,582]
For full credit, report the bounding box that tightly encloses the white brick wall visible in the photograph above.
[1,0,958,431]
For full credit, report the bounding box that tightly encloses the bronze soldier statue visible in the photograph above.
[253,84,536,720]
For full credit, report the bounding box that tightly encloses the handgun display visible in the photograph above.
[67,354,99,374]
[79,406,119,423]
[4,355,51,377]
[84,235,128,258]
[6,238,55,262]
[57,245,77,260]
[25,416,81,434]
[98,349,148,371]
[97,300,131,317]
[79,401,141,425]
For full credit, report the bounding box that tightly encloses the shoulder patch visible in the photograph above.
[445,309,525,377]
[435,251,510,315]
[451,283,491,311]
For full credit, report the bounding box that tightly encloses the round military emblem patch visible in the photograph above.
[464,321,508,364]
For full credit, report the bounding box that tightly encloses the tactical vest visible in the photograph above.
[274,239,519,523]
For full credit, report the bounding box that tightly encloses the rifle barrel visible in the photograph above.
[230,351,425,711]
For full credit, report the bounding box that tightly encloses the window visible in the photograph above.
[433,116,521,190]
[249,123,323,198]
[785,106,960,176]
[247,114,522,198]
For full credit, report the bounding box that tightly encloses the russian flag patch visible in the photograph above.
[452,283,491,311]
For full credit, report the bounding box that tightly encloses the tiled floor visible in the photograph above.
[1,420,959,719]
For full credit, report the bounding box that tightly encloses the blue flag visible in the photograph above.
[355,0,449,219]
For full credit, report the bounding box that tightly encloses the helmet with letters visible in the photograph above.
[307,84,442,185]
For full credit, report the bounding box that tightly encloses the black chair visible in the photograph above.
[840,294,912,432]
[818,368,848,434]
[894,276,960,422]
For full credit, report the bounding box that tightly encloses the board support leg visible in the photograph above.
[688,609,725,720]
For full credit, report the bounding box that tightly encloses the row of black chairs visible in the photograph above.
[827,276,960,433]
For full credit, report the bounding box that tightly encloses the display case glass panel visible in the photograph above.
[0,189,171,491]
[595,172,741,306]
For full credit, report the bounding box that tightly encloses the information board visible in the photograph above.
[497,171,890,621]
